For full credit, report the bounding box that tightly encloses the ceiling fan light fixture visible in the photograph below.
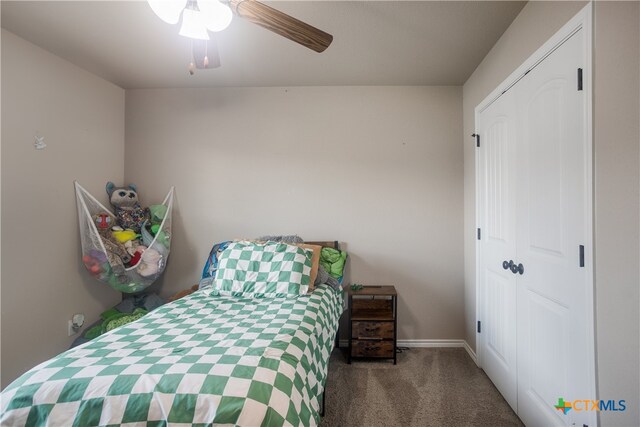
[147,0,187,25]
[197,0,233,32]
[179,8,210,40]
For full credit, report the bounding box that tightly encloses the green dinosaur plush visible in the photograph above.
[84,324,103,340]
[102,308,148,333]
[84,307,149,340]
[101,307,120,320]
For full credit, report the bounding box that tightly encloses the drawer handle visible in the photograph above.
[365,346,380,352]
[364,327,378,332]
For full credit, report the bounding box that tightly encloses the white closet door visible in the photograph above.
[477,89,518,411]
[514,29,592,427]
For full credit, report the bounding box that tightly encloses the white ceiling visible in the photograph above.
[1,1,525,89]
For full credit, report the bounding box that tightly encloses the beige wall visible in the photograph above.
[125,86,464,342]
[593,3,640,425]
[1,30,124,387]
[463,2,640,425]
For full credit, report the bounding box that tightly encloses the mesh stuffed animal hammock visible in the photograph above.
[75,182,174,293]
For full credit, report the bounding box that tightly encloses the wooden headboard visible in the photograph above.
[305,241,340,250]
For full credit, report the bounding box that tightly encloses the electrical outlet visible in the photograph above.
[68,320,78,337]
[68,313,85,337]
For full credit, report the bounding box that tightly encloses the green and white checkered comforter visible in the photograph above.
[1,284,343,427]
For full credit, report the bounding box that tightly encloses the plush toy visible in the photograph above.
[102,239,130,273]
[82,250,110,280]
[111,227,138,244]
[103,308,148,333]
[129,245,147,267]
[148,223,170,247]
[144,205,170,248]
[106,182,150,234]
[91,214,131,275]
[83,255,101,275]
[93,213,132,268]
[85,307,149,340]
[137,248,163,278]
[148,205,167,225]
[94,213,113,231]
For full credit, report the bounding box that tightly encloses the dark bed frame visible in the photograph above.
[305,241,342,418]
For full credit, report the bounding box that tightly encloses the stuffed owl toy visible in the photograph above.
[106,182,150,234]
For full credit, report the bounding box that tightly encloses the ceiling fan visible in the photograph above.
[147,0,333,73]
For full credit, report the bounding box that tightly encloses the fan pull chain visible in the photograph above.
[188,39,196,75]
[202,39,209,68]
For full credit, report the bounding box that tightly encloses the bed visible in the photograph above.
[0,241,344,426]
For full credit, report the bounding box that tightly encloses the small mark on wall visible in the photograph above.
[34,135,46,150]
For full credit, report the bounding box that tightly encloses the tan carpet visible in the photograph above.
[320,347,523,427]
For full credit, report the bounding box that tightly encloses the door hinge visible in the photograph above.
[477,228,481,240]
[477,321,481,333]
[577,68,583,91]
[579,245,585,267]
[472,133,480,147]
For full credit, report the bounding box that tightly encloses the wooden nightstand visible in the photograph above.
[347,285,397,364]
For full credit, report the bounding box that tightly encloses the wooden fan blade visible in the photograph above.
[229,0,332,53]
[193,37,221,69]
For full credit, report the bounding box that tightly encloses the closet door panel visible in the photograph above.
[515,29,591,427]
[477,90,518,411]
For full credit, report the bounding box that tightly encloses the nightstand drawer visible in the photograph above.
[351,340,394,358]
[351,321,394,340]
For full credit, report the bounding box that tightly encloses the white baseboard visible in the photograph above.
[463,341,478,366]
[397,339,465,348]
[337,339,479,365]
